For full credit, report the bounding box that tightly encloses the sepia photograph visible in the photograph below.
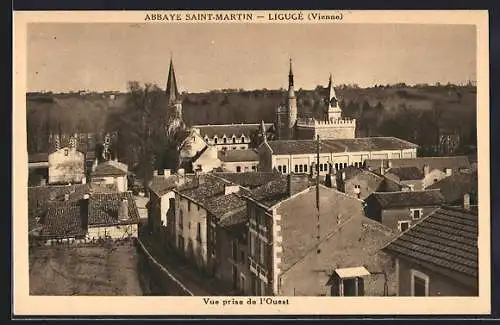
[13,10,490,315]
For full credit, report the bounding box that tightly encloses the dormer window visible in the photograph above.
[214,137,218,144]
[223,137,227,144]
[410,208,423,220]
[241,136,245,143]
[232,136,236,143]
[204,136,209,143]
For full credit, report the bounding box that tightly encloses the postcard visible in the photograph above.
[13,10,490,316]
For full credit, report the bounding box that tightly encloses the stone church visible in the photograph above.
[275,59,356,141]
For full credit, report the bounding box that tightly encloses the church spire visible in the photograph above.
[166,57,180,106]
[288,58,295,94]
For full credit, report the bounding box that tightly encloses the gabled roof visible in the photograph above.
[92,160,128,177]
[365,156,470,172]
[245,175,290,208]
[88,192,140,226]
[219,207,247,228]
[213,171,282,189]
[40,200,85,239]
[205,193,246,219]
[192,123,273,139]
[176,174,236,206]
[267,137,418,156]
[386,166,425,181]
[383,206,478,285]
[218,149,259,162]
[427,172,478,205]
[367,189,445,209]
[148,175,179,196]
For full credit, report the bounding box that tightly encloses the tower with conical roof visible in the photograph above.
[326,74,342,121]
[275,58,298,140]
[166,58,183,121]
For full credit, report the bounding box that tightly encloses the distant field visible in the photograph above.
[29,243,144,296]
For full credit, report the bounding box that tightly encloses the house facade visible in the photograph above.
[383,206,478,296]
[90,159,129,192]
[218,149,259,173]
[335,167,401,200]
[258,137,418,176]
[364,189,446,232]
[147,173,179,241]
[48,147,86,185]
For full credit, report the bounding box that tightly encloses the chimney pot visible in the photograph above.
[153,170,158,177]
[388,161,393,168]
[119,198,129,220]
[164,169,171,178]
[445,168,452,176]
[463,193,471,210]
[83,193,90,200]
[40,178,47,187]
[81,177,86,184]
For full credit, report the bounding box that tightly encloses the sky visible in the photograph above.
[27,23,477,93]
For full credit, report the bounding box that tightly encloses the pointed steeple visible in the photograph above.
[327,73,342,121]
[288,58,295,97]
[166,57,180,105]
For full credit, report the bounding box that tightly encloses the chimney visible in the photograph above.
[178,168,185,177]
[40,178,47,187]
[92,159,98,173]
[81,177,86,184]
[388,161,393,168]
[164,169,171,178]
[64,194,70,201]
[153,170,158,177]
[80,195,90,231]
[224,184,240,195]
[423,164,430,176]
[119,198,129,220]
[463,193,471,210]
[341,171,346,181]
[287,174,310,196]
[445,168,452,176]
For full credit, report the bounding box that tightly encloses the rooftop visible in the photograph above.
[427,172,478,205]
[266,137,419,155]
[365,156,470,172]
[39,200,85,239]
[217,149,259,162]
[28,152,49,163]
[386,166,425,181]
[148,175,179,196]
[383,206,478,285]
[91,160,128,177]
[88,192,140,226]
[192,123,273,139]
[204,193,246,219]
[213,171,282,189]
[246,175,291,208]
[367,189,446,209]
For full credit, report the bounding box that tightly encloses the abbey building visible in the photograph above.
[276,59,356,141]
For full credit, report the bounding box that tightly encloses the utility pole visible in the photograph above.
[315,134,321,294]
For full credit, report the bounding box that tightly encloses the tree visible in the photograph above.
[104,81,188,189]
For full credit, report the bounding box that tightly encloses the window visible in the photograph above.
[232,137,236,143]
[319,164,323,172]
[188,201,191,212]
[240,275,246,294]
[64,149,69,156]
[232,147,236,150]
[411,208,423,220]
[304,164,308,173]
[282,165,287,174]
[299,165,303,173]
[411,270,429,296]
[204,136,209,143]
[236,166,242,173]
[197,204,200,211]
[251,166,256,171]
[223,137,227,144]
[196,223,201,242]
[278,165,282,173]
[354,162,358,168]
[249,233,255,257]
[408,184,415,191]
[344,163,348,169]
[324,163,328,172]
[398,220,411,232]
[259,241,265,265]
[178,235,185,250]
[240,146,245,149]
[188,221,191,230]
[295,165,298,173]
[214,137,218,144]
[331,277,365,296]
[241,136,245,143]
[240,250,245,264]
[196,164,202,171]
[335,163,339,170]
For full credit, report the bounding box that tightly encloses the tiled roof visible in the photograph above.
[88,192,140,226]
[177,174,233,205]
[148,175,179,196]
[40,200,86,238]
[205,193,246,219]
[368,189,445,209]
[219,207,248,228]
[192,123,274,139]
[213,171,282,189]
[337,166,366,181]
[92,161,127,177]
[28,184,90,221]
[427,172,478,205]
[386,166,425,181]
[324,137,419,152]
[246,175,291,207]
[365,156,470,172]
[29,153,49,163]
[383,206,478,282]
[267,137,418,155]
[218,149,259,162]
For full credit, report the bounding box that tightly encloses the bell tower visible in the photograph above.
[326,74,342,121]
[287,58,298,137]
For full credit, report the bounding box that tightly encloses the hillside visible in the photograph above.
[26,84,477,155]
